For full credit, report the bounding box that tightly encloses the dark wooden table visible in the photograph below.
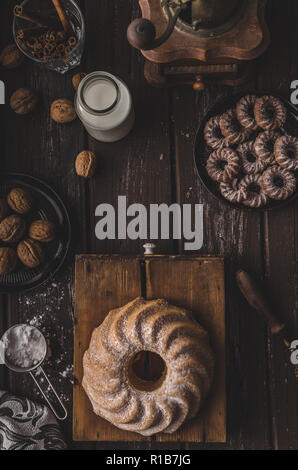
[0,0,298,450]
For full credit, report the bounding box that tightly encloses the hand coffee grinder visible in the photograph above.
[127,0,270,90]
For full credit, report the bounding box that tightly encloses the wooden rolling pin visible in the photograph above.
[236,269,285,335]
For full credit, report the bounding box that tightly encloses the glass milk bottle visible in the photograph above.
[75,71,134,142]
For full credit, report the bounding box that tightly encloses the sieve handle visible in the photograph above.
[30,366,68,421]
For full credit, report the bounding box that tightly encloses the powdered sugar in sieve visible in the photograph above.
[1,324,67,420]
[2,324,46,370]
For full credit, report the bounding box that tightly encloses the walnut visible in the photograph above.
[0,215,26,243]
[72,72,87,90]
[10,88,38,115]
[17,238,45,268]
[50,99,76,123]
[75,150,97,178]
[0,247,17,275]
[0,198,10,222]
[7,188,33,215]
[29,219,56,243]
[0,44,24,69]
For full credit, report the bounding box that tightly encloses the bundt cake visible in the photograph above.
[82,297,214,436]
[219,108,252,145]
[254,96,287,131]
[206,148,240,183]
[204,115,229,150]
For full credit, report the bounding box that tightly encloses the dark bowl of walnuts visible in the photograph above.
[194,92,298,211]
[0,173,71,292]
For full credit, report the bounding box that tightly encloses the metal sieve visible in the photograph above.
[1,324,67,421]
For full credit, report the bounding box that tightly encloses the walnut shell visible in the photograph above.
[0,247,17,275]
[75,150,97,178]
[29,219,56,243]
[0,215,26,243]
[72,72,87,90]
[10,88,38,115]
[17,238,45,268]
[7,188,33,214]
[50,99,76,123]
[0,198,10,222]
[0,44,24,69]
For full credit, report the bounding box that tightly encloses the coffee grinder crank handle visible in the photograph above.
[236,269,285,335]
[127,0,191,50]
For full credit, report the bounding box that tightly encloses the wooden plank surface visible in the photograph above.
[0,0,86,444]
[172,82,271,449]
[73,255,144,441]
[253,0,298,450]
[84,0,173,256]
[74,255,225,442]
[145,256,226,443]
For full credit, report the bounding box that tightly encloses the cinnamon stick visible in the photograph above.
[17,26,47,41]
[14,5,58,28]
[68,36,77,47]
[51,0,73,36]
[57,43,66,53]
[25,37,40,49]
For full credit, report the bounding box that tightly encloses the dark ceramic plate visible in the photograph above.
[194,93,298,211]
[0,173,71,293]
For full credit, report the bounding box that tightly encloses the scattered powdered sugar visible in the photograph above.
[29,313,46,329]
[12,270,75,409]
[3,325,46,369]
[59,363,73,380]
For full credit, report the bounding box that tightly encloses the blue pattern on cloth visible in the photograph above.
[0,391,66,450]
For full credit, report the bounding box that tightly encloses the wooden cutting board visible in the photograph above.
[73,254,226,442]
